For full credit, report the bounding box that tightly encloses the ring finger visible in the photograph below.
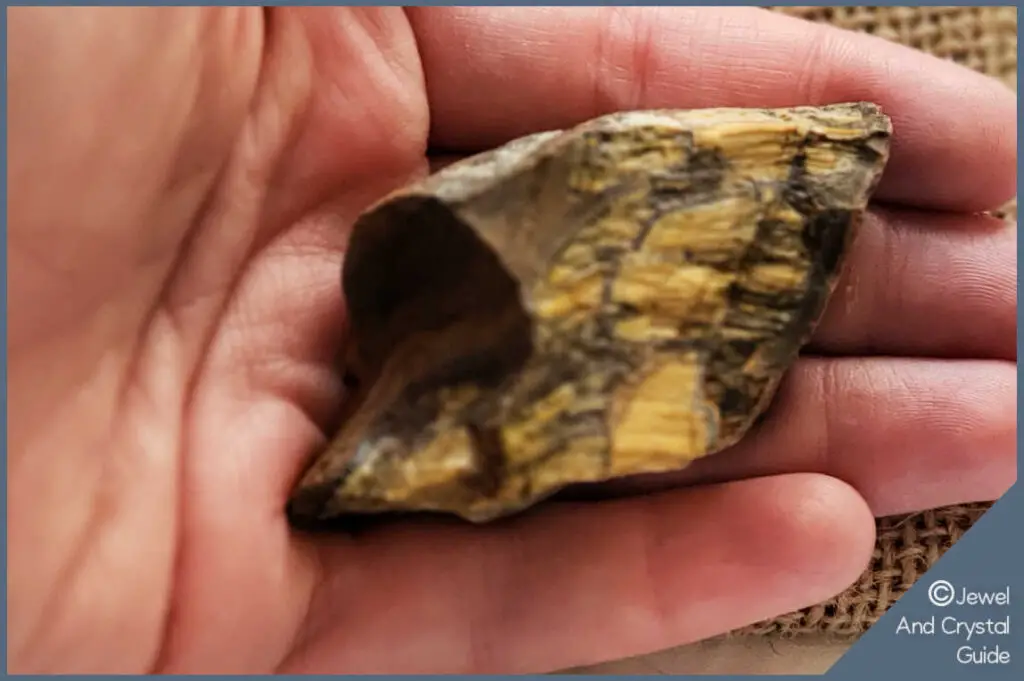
[567,356,1016,517]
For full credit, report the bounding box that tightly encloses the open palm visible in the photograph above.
[8,7,1016,674]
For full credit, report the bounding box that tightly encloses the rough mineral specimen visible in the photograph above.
[288,102,892,525]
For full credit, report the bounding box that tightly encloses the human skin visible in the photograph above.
[6,6,1016,674]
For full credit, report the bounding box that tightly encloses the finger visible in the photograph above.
[407,6,1017,212]
[281,474,874,674]
[809,208,1016,360]
[580,358,1017,518]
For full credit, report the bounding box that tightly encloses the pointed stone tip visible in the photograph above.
[285,480,336,525]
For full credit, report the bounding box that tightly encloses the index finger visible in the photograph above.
[407,6,1016,212]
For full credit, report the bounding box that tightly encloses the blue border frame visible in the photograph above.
[2,2,1019,678]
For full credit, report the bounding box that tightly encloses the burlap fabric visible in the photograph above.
[736,6,1016,638]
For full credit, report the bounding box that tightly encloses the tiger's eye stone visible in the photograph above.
[288,102,892,525]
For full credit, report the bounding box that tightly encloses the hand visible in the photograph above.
[8,6,1015,674]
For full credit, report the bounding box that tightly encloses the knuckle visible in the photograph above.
[591,6,657,113]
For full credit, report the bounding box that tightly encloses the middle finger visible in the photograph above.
[427,158,1013,360]
[809,207,1015,360]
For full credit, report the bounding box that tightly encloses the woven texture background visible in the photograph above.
[739,6,1017,638]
